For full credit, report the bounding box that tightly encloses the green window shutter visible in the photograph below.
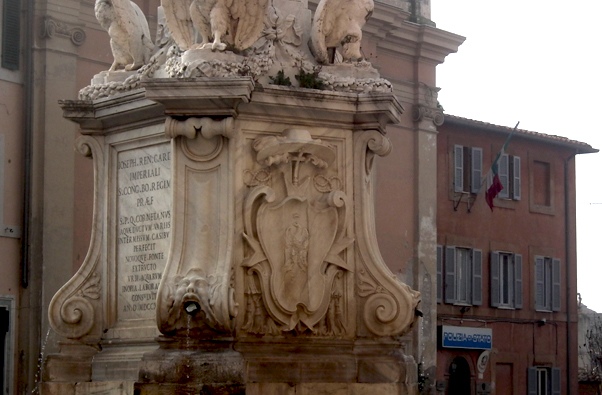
[2,0,21,70]
[512,156,521,200]
[551,367,561,395]
[498,154,509,199]
[527,367,537,395]
[454,145,464,193]
[534,256,545,310]
[552,258,561,311]
[490,251,500,307]
[444,246,456,304]
[514,254,523,308]
[472,249,482,305]
[471,147,482,193]
[436,245,442,303]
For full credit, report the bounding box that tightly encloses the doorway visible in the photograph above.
[448,356,471,394]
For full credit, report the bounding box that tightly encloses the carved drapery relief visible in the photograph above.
[48,136,104,340]
[354,130,421,337]
[242,129,353,335]
[157,117,238,336]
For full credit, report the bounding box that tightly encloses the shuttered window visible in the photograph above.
[498,153,521,200]
[2,0,21,70]
[534,256,561,312]
[527,367,561,395]
[453,145,483,194]
[443,246,482,306]
[490,251,523,309]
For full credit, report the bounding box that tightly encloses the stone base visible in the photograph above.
[134,337,244,395]
[43,342,98,382]
[91,342,159,381]
[237,338,418,394]
[40,381,133,395]
[246,383,415,395]
[135,383,245,395]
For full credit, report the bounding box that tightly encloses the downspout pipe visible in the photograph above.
[20,0,34,288]
[564,150,578,395]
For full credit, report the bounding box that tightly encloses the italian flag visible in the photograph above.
[485,158,504,211]
[485,122,519,211]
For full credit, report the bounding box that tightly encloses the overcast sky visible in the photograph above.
[431,0,602,312]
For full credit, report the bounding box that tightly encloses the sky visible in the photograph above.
[430,0,602,312]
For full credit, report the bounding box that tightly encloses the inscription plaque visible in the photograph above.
[116,143,172,321]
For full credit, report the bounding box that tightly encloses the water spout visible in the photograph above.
[184,300,200,316]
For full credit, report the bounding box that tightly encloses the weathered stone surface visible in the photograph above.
[47,74,419,394]
[40,382,76,395]
[75,381,132,395]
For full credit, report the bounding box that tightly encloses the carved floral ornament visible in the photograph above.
[242,129,353,336]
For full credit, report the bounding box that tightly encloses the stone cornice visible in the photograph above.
[59,90,163,132]
[364,3,465,65]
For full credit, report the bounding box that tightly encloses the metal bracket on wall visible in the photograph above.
[453,192,476,212]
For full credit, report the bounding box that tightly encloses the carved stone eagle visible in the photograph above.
[162,0,269,52]
[95,0,154,71]
[309,0,374,64]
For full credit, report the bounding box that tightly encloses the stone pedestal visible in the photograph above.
[44,77,419,394]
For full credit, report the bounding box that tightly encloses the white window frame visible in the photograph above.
[443,245,482,306]
[490,251,523,309]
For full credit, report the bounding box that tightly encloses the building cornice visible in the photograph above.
[444,114,598,154]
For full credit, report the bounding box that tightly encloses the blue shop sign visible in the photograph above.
[441,325,492,350]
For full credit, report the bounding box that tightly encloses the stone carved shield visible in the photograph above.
[243,129,352,333]
[258,196,338,316]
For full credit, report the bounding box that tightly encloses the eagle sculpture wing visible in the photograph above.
[161,0,195,50]
[230,0,269,51]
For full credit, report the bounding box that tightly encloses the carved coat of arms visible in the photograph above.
[242,129,352,334]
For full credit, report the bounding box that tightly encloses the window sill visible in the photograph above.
[452,302,473,307]
[529,204,555,216]
[496,305,516,310]
[492,198,518,210]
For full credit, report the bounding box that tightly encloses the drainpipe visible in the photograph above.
[20,0,34,288]
[564,150,578,395]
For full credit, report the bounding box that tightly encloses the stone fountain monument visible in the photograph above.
[42,0,422,392]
